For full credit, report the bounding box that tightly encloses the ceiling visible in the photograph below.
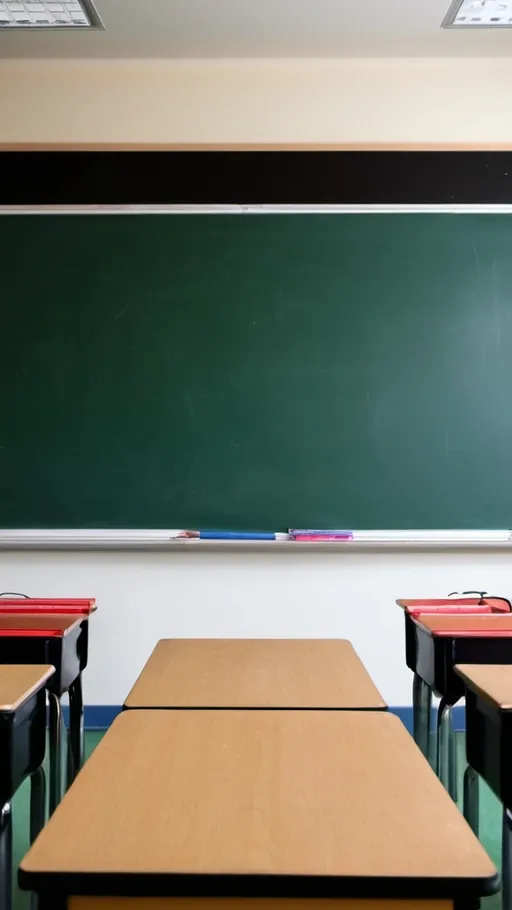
[1,0,511,58]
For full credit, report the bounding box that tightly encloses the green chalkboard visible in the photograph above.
[1,212,512,530]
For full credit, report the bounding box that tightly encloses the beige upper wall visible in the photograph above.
[1,57,511,146]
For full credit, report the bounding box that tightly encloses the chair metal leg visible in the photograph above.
[463,764,479,835]
[0,802,12,910]
[448,706,458,803]
[48,691,63,815]
[503,807,512,910]
[68,673,84,786]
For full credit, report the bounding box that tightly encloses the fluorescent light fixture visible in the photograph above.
[443,0,512,26]
[0,0,103,28]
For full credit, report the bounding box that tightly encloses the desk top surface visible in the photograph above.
[456,664,512,710]
[124,638,387,710]
[415,614,512,636]
[0,664,54,712]
[0,614,82,633]
[20,709,496,898]
[397,598,484,610]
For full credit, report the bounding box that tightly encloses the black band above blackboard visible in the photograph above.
[2,151,512,206]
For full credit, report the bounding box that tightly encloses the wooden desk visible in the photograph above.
[399,604,511,673]
[124,639,387,710]
[0,664,54,910]
[0,664,55,804]
[456,664,512,910]
[455,664,512,809]
[412,613,512,803]
[396,598,503,756]
[0,614,87,814]
[414,614,512,699]
[0,663,54,711]
[20,710,497,910]
[0,614,85,695]
[456,663,512,708]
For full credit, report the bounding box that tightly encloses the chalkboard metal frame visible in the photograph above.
[0,531,511,550]
[1,151,512,205]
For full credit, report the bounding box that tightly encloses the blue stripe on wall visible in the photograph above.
[62,705,122,729]
[390,705,465,735]
[76,705,466,733]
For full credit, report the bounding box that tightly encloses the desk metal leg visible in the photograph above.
[30,766,46,842]
[413,674,431,758]
[436,698,458,802]
[503,808,512,910]
[421,681,432,761]
[0,802,12,910]
[413,672,422,744]
[66,726,75,791]
[454,900,481,910]
[448,706,458,804]
[68,673,84,785]
[48,692,63,815]
[436,696,451,790]
[463,764,479,836]
[30,767,46,910]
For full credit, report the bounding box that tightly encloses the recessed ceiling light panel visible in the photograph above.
[0,0,103,28]
[443,0,512,26]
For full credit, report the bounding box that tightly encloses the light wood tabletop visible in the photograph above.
[414,614,512,634]
[456,664,512,710]
[0,614,82,633]
[20,710,496,901]
[0,664,55,712]
[124,638,387,710]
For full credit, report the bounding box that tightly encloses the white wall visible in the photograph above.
[2,57,512,145]
[0,547,510,707]
[2,55,512,709]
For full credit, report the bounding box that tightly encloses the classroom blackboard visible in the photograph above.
[1,212,512,530]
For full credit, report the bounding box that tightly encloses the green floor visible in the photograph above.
[12,731,104,910]
[10,732,504,910]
